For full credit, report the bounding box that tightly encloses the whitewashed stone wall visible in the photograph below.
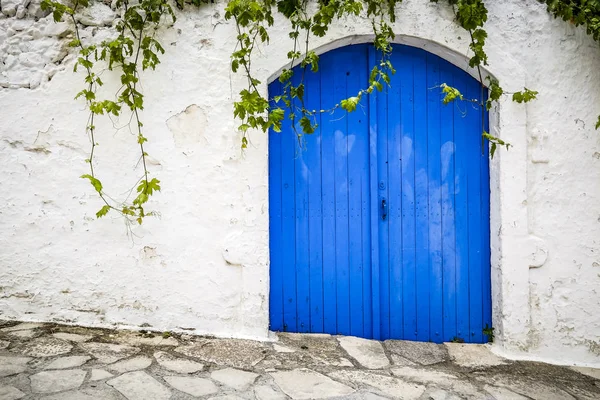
[1,0,599,367]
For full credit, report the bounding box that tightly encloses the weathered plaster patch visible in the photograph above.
[166,104,209,150]
[24,125,53,154]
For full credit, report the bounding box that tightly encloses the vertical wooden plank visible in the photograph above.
[386,49,403,340]
[293,70,311,333]
[320,51,339,334]
[334,48,351,336]
[426,54,444,343]
[346,45,369,337]
[413,48,430,342]
[467,80,484,343]
[305,69,324,333]
[281,81,298,333]
[268,79,284,332]
[377,49,392,340]
[453,70,470,342]
[400,47,417,341]
[482,92,493,339]
[439,61,457,342]
[361,142,373,339]
[368,45,380,340]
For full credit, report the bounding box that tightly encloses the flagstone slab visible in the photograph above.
[474,373,576,400]
[390,354,417,366]
[259,349,353,371]
[30,369,86,393]
[0,385,26,400]
[312,355,355,367]
[0,356,31,365]
[211,367,259,391]
[277,333,338,353]
[384,340,448,366]
[107,371,171,400]
[329,369,426,399]
[427,389,462,400]
[79,342,140,364]
[164,376,219,397]
[254,385,287,400]
[445,343,508,368]
[451,380,490,398]
[271,333,356,369]
[107,356,152,373]
[484,385,529,400]
[20,337,72,357]
[40,386,122,400]
[272,344,295,353]
[0,364,28,378]
[503,382,576,400]
[391,366,457,386]
[338,336,390,369]
[44,355,90,370]
[175,338,267,369]
[7,330,37,339]
[90,369,114,381]
[118,334,179,347]
[0,356,31,377]
[271,368,355,400]
[154,351,204,373]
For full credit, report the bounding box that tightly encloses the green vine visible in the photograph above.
[39,0,600,221]
[225,0,398,148]
[41,0,173,224]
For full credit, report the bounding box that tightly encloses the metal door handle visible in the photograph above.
[381,198,387,221]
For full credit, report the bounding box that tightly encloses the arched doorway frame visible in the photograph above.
[262,34,533,352]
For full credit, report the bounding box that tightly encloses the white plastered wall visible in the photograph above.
[0,0,599,366]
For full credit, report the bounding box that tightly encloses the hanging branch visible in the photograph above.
[41,0,174,223]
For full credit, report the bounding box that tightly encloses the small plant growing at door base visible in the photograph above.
[450,336,465,343]
[483,324,495,343]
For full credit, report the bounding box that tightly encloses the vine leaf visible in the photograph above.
[512,88,538,103]
[299,116,315,134]
[139,178,161,198]
[341,96,361,112]
[81,174,102,193]
[483,131,510,159]
[486,77,504,110]
[440,84,464,105]
[269,108,285,132]
[96,205,111,218]
[596,115,600,130]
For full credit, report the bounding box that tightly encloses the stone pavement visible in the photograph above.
[0,321,599,399]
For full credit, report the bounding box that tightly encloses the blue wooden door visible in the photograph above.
[268,44,491,343]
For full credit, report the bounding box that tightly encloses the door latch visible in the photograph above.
[381,198,387,221]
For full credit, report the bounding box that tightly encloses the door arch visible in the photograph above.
[268,43,491,343]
